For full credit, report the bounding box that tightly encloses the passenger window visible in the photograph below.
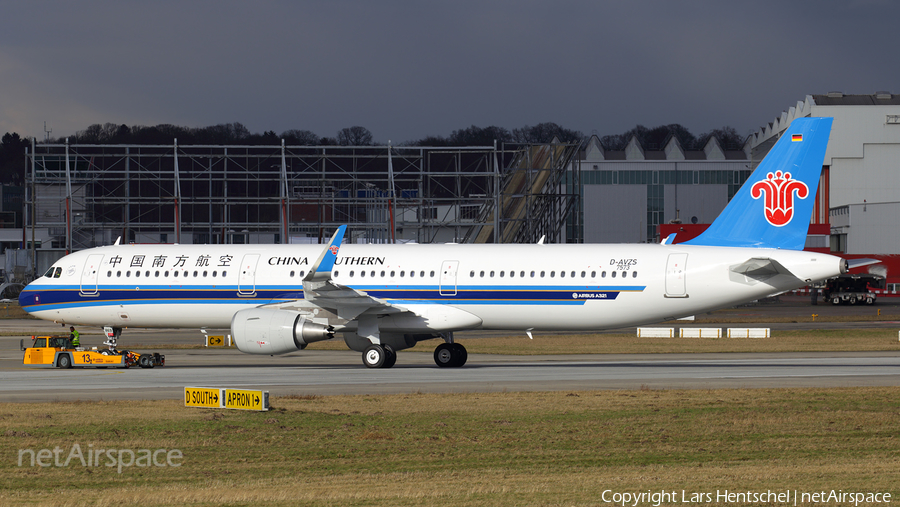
[410,271,415,278]
[333,271,339,278]
[203,271,208,277]
[135,271,141,278]
[580,271,585,278]
[107,271,112,277]
[164,271,169,277]
[550,271,555,278]
[360,271,366,277]
[490,271,494,277]
[632,271,638,278]
[117,271,122,277]
[290,271,295,277]
[126,271,131,277]
[470,271,475,277]
[145,270,150,277]
[591,271,596,278]
[300,271,305,277]
[530,271,535,277]
[521,271,525,277]
[155,271,160,277]
[193,271,198,277]
[222,271,227,277]
[509,271,514,278]
[500,271,504,277]
[540,271,545,278]
[381,271,386,277]
[559,271,565,278]
[370,271,375,277]
[612,271,617,278]
[174,271,179,277]
[390,271,395,277]
[429,271,435,277]
[571,271,576,278]
[480,271,484,277]
[350,270,355,277]
[601,271,606,278]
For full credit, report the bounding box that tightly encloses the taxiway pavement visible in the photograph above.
[2,296,899,402]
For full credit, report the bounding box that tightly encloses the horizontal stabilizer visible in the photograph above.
[730,257,796,280]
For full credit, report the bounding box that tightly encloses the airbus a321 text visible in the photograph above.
[20,118,851,368]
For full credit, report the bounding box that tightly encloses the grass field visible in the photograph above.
[2,387,898,506]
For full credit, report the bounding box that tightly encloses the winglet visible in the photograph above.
[304,225,347,282]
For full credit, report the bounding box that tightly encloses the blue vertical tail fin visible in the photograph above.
[684,117,832,250]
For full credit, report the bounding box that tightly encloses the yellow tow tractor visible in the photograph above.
[22,335,165,369]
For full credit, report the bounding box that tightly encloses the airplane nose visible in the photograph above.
[18,286,35,308]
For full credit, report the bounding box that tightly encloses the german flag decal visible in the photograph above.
[791,134,803,142]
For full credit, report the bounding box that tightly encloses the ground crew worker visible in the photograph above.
[69,326,80,348]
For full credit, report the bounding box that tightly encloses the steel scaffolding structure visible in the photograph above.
[24,139,581,256]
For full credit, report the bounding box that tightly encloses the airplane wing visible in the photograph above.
[292,225,405,320]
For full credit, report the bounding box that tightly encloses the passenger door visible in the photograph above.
[79,254,104,296]
[238,254,260,296]
[439,260,458,296]
[665,253,688,298]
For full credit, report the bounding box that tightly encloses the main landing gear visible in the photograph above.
[358,340,468,369]
[434,342,467,368]
[362,344,397,369]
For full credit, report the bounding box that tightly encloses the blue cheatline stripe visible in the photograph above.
[386,300,587,306]
[21,283,644,312]
[26,299,293,313]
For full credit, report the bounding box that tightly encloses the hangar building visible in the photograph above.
[569,131,750,244]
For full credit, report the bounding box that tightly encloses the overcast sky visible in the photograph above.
[2,0,898,144]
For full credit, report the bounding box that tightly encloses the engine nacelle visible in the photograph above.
[232,308,334,355]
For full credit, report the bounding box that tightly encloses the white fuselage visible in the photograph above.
[20,242,843,332]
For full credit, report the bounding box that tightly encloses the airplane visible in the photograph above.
[19,117,850,369]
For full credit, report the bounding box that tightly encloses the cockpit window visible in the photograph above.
[54,267,62,278]
[44,267,55,278]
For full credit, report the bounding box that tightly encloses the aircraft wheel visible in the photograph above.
[434,343,454,367]
[363,344,385,369]
[831,296,841,305]
[848,296,858,305]
[865,297,874,305]
[57,354,72,369]
[451,343,468,367]
[382,345,397,369]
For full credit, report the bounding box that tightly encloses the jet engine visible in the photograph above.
[232,308,334,355]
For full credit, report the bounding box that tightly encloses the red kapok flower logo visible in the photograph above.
[750,171,809,227]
